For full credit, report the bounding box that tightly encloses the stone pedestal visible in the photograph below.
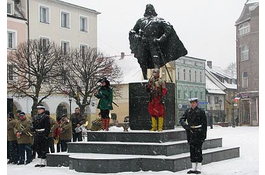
[129,82,175,130]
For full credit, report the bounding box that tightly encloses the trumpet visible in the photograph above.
[20,124,33,137]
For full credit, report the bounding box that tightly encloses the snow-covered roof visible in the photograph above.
[206,76,226,95]
[114,55,143,84]
[223,80,237,90]
[206,67,237,90]
[206,66,235,79]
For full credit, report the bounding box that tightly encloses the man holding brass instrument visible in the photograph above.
[7,112,18,164]
[14,112,33,165]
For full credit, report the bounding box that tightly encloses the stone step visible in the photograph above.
[47,147,240,173]
[68,137,222,156]
[86,129,187,143]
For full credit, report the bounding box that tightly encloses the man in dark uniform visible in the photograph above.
[179,98,207,174]
[32,105,51,167]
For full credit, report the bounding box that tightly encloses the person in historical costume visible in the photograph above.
[45,110,58,153]
[7,112,18,164]
[32,105,51,167]
[70,107,86,142]
[58,114,72,152]
[129,4,187,79]
[179,98,207,174]
[146,68,167,131]
[94,77,113,131]
[14,112,33,165]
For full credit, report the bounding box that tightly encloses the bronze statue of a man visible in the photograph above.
[129,4,188,79]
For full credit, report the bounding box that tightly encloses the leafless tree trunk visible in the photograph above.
[57,47,122,115]
[225,62,237,79]
[7,39,63,116]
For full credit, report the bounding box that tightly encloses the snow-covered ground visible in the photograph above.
[6,126,259,175]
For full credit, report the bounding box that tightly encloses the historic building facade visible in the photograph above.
[235,2,259,126]
[205,61,238,124]
[7,0,100,126]
[175,56,206,123]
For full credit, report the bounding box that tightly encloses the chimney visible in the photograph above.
[207,61,212,69]
[120,52,125,60]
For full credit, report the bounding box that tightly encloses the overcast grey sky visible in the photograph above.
[64,0,258,69]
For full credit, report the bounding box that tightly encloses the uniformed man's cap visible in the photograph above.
[37,105,45,110]
[19,112,26,116]
[188,98,198,102]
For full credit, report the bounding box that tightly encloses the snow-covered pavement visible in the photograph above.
[7,126,259,175]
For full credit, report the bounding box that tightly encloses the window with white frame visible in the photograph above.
[7,3,12,15]
[61,11,70,28]
[40,37,49,49]
[7,31,16,49]
[7,64,14,81]
[208,96,211,104]
[178,90,181,98]
[200,92,203,100]
[214,97,219,104]
[183,69,186,80]
[80,16,88,32]
[80,44,88,58]
[184,90,187,98]
[200,71,202,82]
[238,22,250,36]
[242,71,248,88]
[40,6,49,23]
[177,69,180,80]
[61,41,70,55]
[239,45,249,61]
[189,91,192,98]
[195,91,198,98]
[195,71,197,82]
[189,70,192,81]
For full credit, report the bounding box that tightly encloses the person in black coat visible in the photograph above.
[179,98,207,174]
[70,107,85,142]
[32,105,51,167]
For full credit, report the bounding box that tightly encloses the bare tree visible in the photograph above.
[225,62,237,79]
[7,39,63,116]
[57,47,122,115]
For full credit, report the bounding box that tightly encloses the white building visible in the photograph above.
[7,0,100,123]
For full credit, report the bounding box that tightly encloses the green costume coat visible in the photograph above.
[95,86,113,110]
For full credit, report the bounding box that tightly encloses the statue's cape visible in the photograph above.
[129,23,188,69]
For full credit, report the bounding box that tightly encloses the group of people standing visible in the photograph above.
[7,105,86,167]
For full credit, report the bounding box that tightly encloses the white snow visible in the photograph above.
[206,76,226,95]
[113,56,143,84]
[6,126,260,175]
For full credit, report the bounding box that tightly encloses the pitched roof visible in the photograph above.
[56,0,101,14]
[113,56,143,84]
[206,67,237,90]
[235,2,259,25]
[206,76,226,95]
